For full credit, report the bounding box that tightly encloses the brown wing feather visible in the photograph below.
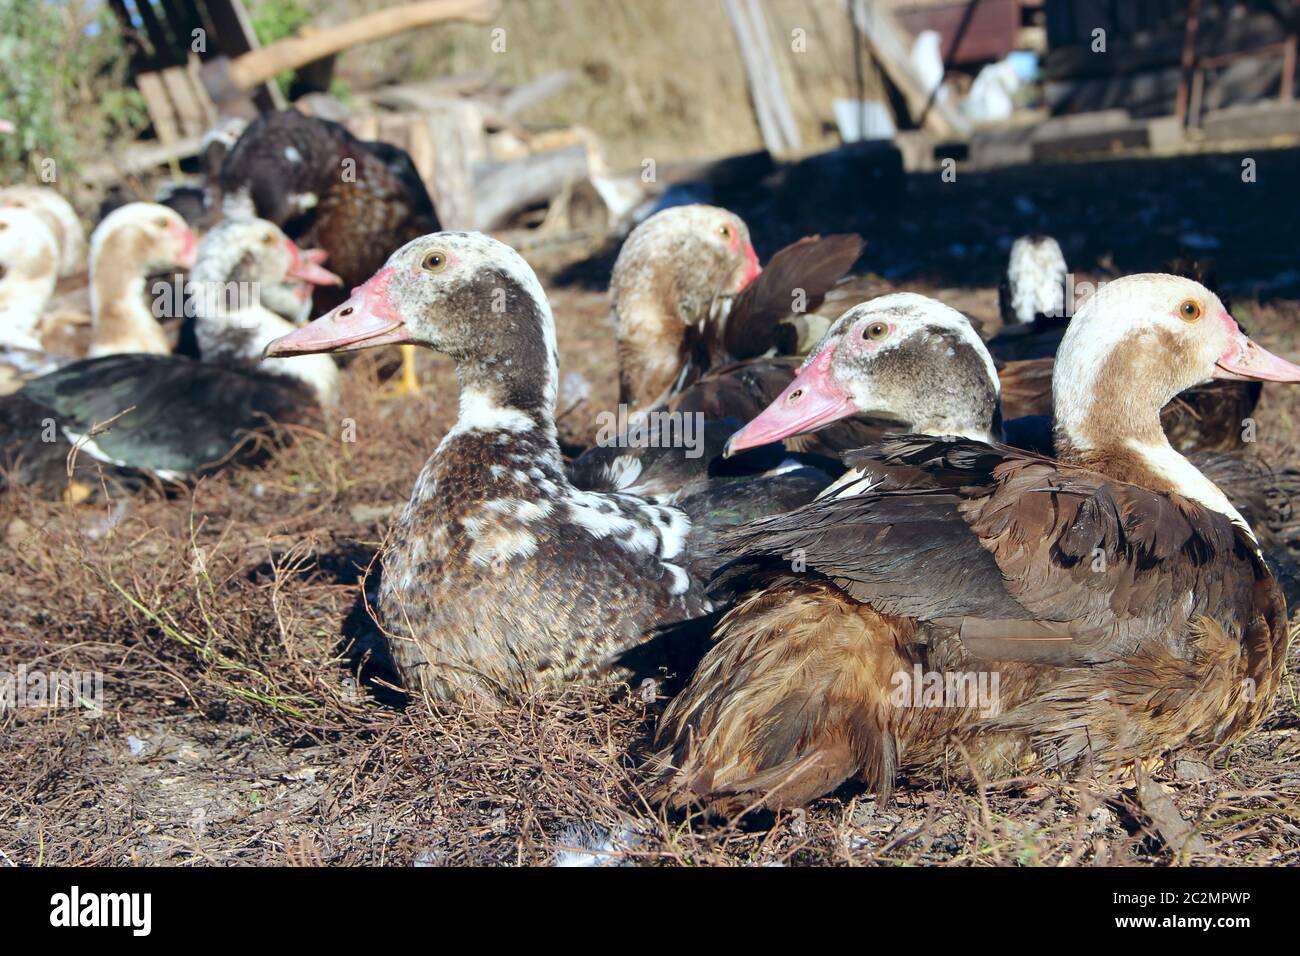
[713,234,863,363]
[998,358,1054,420]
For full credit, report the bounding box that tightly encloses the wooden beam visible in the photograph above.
[475,144,588,231]
[724,0,801,155]
[226,0,500,92]
[1175,0,1202,125]
[1283,34,1297,102]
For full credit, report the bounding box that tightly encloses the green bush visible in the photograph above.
[0,0,144,185]
[249,0,313,96]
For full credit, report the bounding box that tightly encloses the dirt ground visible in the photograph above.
[2,148,1299,867]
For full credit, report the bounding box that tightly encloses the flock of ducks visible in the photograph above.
[4,109,1300,815]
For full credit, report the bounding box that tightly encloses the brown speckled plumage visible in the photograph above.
[272,232,715,707]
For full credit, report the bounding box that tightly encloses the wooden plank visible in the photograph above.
[426,100,487,230]
[80,135,204,185]
[186,55,218,126]
[1175,0,1202,125]
[724,0,800,155]
[1044,10,1290,82]
[1283,34,1296,101]
[474,144,588,231]
[226,0,501,92]
[160,64,211,138]
[136,71,181,146]
[500,70,577,118]
[745,0,800,151]
[405,120,438,198]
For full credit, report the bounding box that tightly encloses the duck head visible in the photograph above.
[190,219,339,299]
[258,246,334,325]
[0,206,60,351]
[724,293,1000,456]
[91,201,197,276]
[0,185,87,278]
[1054,273,1300,456]
[87,202,199,356]
[189,218,340,346]
[265,231,560,421]
[612,204,762,408]
[189,218,343,408]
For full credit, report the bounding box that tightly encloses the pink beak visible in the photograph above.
[1213,313,1300,382]
[264,267,411,358]
[723,347,857,457]
[172,225,199,269]
[738,242,762,290]
[285,240,343,286]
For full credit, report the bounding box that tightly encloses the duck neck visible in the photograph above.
[88,257,171,357]
[614,292,688,412]
[435,280,563,478]
[0,266,56,350]
[1052,328,1248,532]
[913,409,997,444]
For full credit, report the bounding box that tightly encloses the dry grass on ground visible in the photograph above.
[2,276,1299,867]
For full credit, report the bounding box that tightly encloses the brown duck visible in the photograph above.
[648,274,1300,814]
[266,232,740,707]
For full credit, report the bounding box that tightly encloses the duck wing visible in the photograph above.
[13,354,316,481]
[997,357,1054,420]
[716,435,1281,669]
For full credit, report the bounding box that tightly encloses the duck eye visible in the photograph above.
[422,250,448,273]
[261,233,276,245]
[863,322,889,341]
[717,224,733,241]
[155,218,170,229]
[1178,299,1203,322]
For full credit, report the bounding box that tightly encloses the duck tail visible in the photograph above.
[718,234,863,362]
[644,576,904,816]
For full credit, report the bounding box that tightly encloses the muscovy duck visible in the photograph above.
[266,232,829,707]
[572,205,867,493]
[220,109,440,396]
[648,274,1300,814]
